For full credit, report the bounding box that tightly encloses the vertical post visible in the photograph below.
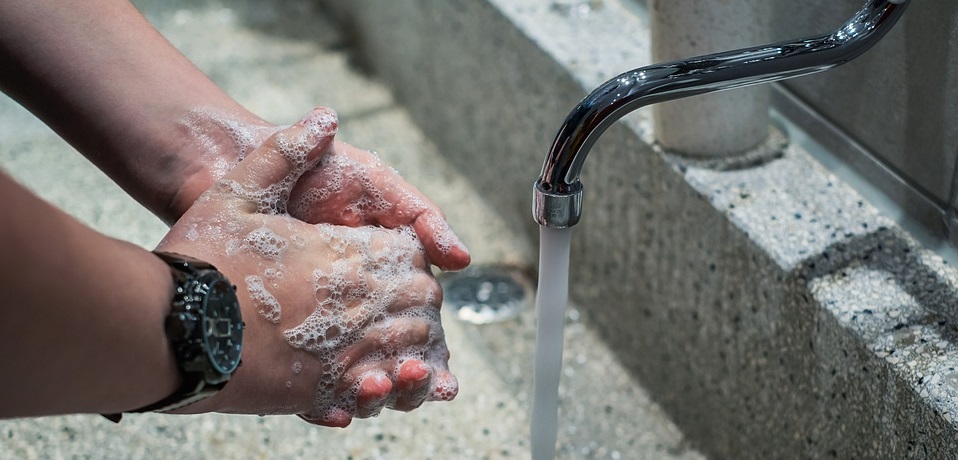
[649,0,771,156]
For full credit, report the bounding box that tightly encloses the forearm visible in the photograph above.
[0,0,264,223]
[0,171,179,417]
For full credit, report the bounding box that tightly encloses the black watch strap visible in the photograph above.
[102,251,242,423]
[128,372,220,413]
[101,376,214,423]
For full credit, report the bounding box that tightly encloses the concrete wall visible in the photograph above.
[317,0,958,457]
[773,0,958,240]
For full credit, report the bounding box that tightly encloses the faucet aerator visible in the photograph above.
[533,180,583,229]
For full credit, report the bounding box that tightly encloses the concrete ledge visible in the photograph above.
[317,0,958,457]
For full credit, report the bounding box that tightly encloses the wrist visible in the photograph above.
[80,237,183,416]
[114,242,184,411]
[0,173,190,417]
[104,251,245,421]
[163,109,276,223]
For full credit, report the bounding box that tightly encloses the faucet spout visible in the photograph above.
[533,0,910,228]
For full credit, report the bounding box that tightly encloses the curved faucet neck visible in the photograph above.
[534,0,910,228]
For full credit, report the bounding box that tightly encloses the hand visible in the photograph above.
[157,109,458,427]
[174,108,470,271]
[289,140,470,271]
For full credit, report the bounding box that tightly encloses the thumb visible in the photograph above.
[223,108,338,213]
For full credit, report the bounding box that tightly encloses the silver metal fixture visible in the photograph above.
[533,0,911,228]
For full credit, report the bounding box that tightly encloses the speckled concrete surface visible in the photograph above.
[317,0,958,457]
[0,0,703,458]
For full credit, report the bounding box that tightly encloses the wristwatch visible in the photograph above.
[103,251,244,422]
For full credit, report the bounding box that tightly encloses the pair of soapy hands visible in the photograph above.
[157,107,470,427]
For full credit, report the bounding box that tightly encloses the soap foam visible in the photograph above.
[287,145,467,259]
[244,226,288,260]
[430,374,458,402]
[422,215,463,256]
[288,145,424,225]
[184,225,200,242]
[264,267,284,280]
[245,275,282,324]
[176,108,455,422]
[185,107,339,216]
[181,108,280,180]
[281,224,454,422]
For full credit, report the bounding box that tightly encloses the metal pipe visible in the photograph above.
[533,0,911,228]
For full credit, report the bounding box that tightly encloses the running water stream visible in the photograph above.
[530,226,573,460]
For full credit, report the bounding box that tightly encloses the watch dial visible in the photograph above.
[202,278,244,375]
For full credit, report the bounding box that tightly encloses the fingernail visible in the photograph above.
[412,362,431,382]
[430,371,459,402]
[296,107,339,140]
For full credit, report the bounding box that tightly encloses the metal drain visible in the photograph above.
[439,264,534,324]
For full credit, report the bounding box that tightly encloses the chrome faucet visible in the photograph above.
[533,0,911,228]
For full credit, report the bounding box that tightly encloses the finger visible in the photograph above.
[390,360,432,411]
[288,142,471,270]
[428,369,459,402]
[384,273,442,314]
[298,407,352,428]
[354,153,471,271]
[355,370,393,418]
[411,210,471,271]
[335,319,431,374]
[222,108,337,210]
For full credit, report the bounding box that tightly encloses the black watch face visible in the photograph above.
[201,277,244,375]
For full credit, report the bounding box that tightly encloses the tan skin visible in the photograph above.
[161,113,460,426]
[0,0,469,427]
[0,172,179,417]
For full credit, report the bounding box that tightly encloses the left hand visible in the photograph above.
[288,140,470,271]
[172,107,470,271]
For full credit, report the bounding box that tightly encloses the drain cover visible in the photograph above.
[439,264,533,324]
